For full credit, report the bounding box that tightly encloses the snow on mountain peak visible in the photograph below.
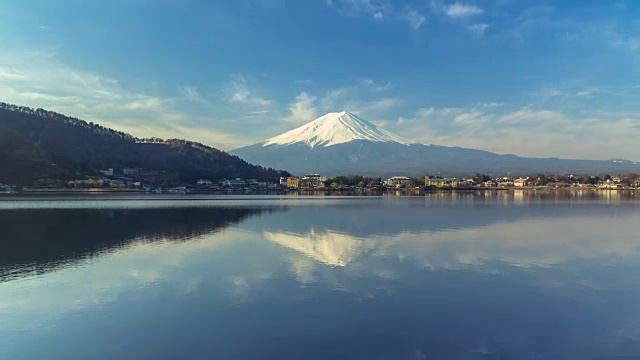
[263,111,415,148]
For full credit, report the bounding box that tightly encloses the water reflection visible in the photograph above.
[0,207,270,280]
[1,195,640,360]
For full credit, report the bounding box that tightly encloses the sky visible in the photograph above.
[0,0,639,160]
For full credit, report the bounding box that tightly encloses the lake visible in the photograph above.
[2,191,640,360]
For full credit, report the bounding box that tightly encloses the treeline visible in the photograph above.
[527,173,639,186]
[0,102,288,185]
[323,175,423,188]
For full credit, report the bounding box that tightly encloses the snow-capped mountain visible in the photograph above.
[232,112,640,176]
[263,111,415,148]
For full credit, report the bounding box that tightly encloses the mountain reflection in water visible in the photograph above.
[1,194,640,360]
[0,207,270,280]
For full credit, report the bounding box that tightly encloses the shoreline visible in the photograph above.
[1,187,638,197]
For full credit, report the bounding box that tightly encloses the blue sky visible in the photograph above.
[1,0,639,160]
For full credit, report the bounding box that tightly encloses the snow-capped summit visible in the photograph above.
[263,111,415,148]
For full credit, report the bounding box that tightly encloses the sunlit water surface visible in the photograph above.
[2,192,640,360]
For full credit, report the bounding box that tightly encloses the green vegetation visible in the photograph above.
[323,175,383,189]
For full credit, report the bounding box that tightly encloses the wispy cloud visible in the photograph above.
[442,2,484,18]
[227,74,272,106]
[359,78,392,91]
[179,85,202,102]
[0,67,27,80]
[430,1,487,35]
[468,23,489,36]
[0,49,250,150]
[533,84,601,103]
[292,79,315,85]
[282,80,399,125]
[285,92,318,123]
[366,97,398,112]
[611,34,640,52]
[479,102,504,108]
[327,0,426,29]
[403,8,426,29]
[392,106,640,160]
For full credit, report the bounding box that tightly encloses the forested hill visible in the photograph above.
[0,102,289,185]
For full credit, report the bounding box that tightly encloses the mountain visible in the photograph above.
[263,111,416,148]
[232,111,640,177]
[0,102,288,185]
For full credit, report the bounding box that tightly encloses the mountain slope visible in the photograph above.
[232,111,640,177]
[0,102,288,185]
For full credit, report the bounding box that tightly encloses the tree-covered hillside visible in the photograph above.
[0,102,288,185]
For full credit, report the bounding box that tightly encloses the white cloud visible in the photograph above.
[280,79,400,127]
[479,102,504,108]
[0,67,26,80]
[611,34,640,52]
[376,213,640,270]
[283,80,399,124]
[443,2,484,18]
[327,0,390,18]
[0,49,250,150]
[392,106,640,160]
[404,8,426,29]
[327,0,426,29]
[265,212,640,271]
[285,92,318,123]
[292,79,315,85]
[468,23,489,36]
[366,97,398,112]
[0,227,257,329]
[120,95,168,111]
[561,21,640,54]
[575,88,598,98]
[534,84,601,103]
[430,1,487,35]
[227,74,272,106]
[179,85,202,102]
[360,78,392,91]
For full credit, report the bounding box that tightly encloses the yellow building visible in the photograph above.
[286,177,301,188]
[513,178,528,187]
[425,178,460,188]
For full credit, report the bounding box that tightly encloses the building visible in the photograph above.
[0,184,16,193]
[286,177,301,188]
[425,177,460,188]
[599,179,624,189]
[140,170,160,177]
[98,168,114,177]
[197,179,213,187]
[483,180,497,188]
[223,179,246,189]
[122,168,141,176]
[385,176,411,188]
[513,178,528,187]
[110,179,126,188]
[301,174,327,189]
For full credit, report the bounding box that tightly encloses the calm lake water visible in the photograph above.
[2,192,640,360]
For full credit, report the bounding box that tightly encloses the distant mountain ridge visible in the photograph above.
[0,102,288,185]
[232,111,640,177]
